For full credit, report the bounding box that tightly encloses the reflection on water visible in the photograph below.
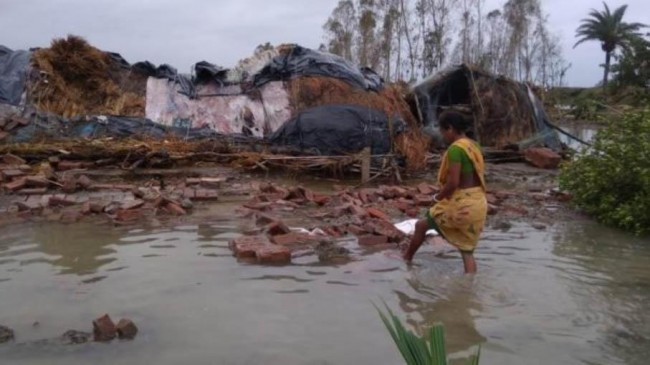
[0,216,649,365]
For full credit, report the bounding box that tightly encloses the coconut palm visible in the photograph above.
[574,2,646,87]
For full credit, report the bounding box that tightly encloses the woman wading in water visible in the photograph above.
[403,111,487,273]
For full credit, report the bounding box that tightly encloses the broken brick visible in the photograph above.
[348,204,368,218]
[229,235,271,258]
[525,147,562,169]
[416,183,436,195]
[48,195,77,207]
[357,234,389,246]
[488,204,498,216]
[365,219,405,242]
[255,245,291,264]
[346,224,369,236]
[193,189,219,201]
[25,176,49,188]
[1,169,24,179]
[165,202,187,216]
[311,194,331,206]
[2,154,26,166]
[61,178,77,194]
[3,177,27,191]
[115,319,138,340]
[18,187,48,195]
[115,209,143,222]
[271,232,317,246]
[264,220,291,236]
[93,314,117,342]
[414,194,435,207]
[76,175,94,189]
[121,199,145,210]
[366,207,391,222]
[57,161,85,171]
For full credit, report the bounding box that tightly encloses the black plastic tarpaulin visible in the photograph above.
[269,104,403,155]
[253,45,384,91]
[0,46,31,105]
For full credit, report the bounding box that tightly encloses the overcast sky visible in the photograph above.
[1,0,648,87]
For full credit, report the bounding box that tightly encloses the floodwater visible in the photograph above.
[0,215,649,365]
[558,123,598,150]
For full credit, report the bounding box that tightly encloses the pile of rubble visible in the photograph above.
[229,180,571,265]
[0,314,138,347]
[0,153,223,225]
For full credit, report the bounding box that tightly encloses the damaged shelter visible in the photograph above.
[411,64,561,150]
[0,36,428,171]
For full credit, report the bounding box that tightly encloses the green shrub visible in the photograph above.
[560,110,650,235]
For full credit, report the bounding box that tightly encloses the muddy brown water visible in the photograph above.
[0,202,649,365]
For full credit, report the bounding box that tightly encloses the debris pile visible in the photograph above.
[29,35,147,118]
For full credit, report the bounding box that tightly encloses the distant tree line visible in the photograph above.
[321,0,570,88]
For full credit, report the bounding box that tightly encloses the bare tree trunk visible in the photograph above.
[603,51,611,88]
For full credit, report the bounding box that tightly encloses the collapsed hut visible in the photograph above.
[411,64,561,150]
[0,36,428,173]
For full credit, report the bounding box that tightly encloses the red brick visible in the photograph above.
[348,204,368,218]
[229,235,271,258]
[167,202,188,215]
[416,183,436,195]
[365,219,405,242]
[194,189,219,201]
[61,178,77,194]
[393,200,413,213]
[76,175,94,189]
[271,232,318,246]
[24,176,49,187]
[2,154,26,166]
[488,204,498,215]
[414,194,435,207]
[115,209,143,222]
[48,195,76,207]
[347,224,369,236]
[1,169,24,179]
[243,201,272,211]
[264,220,291,236]
[93,314,116,342]
[121,199,145,210]
[185,178,202,185]
[57,161,85,171]
[406,208,420,218]
[18,187,48,195]
[311,194,331,206]
[89,200,109,213]
[502,204,528,216]
[116,319,138,340]
[61,210,82,224]
[328,205,350,218]
[486,193,500,205]
[366,207,391,222]
[182,188,196,199]
[494,190,516,200]
[357,234,389,246]
[255,245,291,264]
[525,147,562,169]
[321,225,345,238]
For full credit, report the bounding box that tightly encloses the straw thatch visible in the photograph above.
[469,74,537,148]
[28,35,146,118]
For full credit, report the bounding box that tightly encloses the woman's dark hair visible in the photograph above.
[438,110,475,139]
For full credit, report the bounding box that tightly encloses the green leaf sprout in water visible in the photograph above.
[374,302,481,365]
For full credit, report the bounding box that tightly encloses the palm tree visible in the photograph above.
[574,2,646,87]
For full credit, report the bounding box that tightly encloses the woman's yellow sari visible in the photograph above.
[428,138,487,252]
